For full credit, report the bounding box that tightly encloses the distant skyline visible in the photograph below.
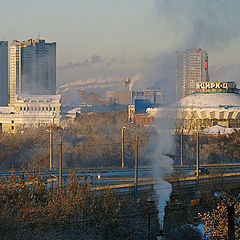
[1,0,240,98]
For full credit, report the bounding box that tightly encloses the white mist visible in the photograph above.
[147,110,175,232]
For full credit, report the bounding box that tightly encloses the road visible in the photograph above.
[2,164,240,193]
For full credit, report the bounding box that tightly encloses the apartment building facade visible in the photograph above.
[10,39,56,105]
[176,48,209,100]
[0,41,8,106]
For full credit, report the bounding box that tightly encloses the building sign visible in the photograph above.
[196,82,236,90]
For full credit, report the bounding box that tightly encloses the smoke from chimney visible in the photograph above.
[128,72,145,91]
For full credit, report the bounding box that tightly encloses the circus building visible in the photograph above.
[148,82,240,134]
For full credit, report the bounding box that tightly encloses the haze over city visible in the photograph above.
[2,0,240,99]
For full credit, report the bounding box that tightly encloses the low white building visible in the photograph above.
[0,94,61,134]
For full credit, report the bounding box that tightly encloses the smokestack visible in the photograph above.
[123,77,131,87]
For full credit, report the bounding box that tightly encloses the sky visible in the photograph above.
[1,0,240,100]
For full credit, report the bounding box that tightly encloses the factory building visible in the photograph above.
[0,41,8,106]
[0,95,61,134]
[176,48,209,100]
[113,89,164,105]
[9,39,56,105]
[113,91,132,105]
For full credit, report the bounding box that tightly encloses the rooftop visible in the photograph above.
[174,93,240,108]
[16,95,61,103]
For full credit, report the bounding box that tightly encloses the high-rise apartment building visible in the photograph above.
[176,48,209,100]
[10,39,56,105]
[0,41,8,106]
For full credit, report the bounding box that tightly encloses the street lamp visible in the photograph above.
[214,192,240,240]
[46,128,53,170]
[145,198,155,240]
[134,136,139,198]
[144,198,165,240]
[180,128,183,167]
[48,113,57,170]
[121,126,126,168]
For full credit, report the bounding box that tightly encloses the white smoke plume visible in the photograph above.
[128,72,145,91]
[57,55,102,70]
[147,107,175,231]
[59,72,147,93]
[58,75,124,91]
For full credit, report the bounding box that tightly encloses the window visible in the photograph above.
[27,107,29,111]
[46,107,48,111]
[24,107,26,111]
[39,107,41,111]
[35,107,37,111]
[53,107,56,111]
[50,107,52,111]
[20,107,22,111]
[42,107,44,111]
[11,120,14,123]
[11,126,14,130]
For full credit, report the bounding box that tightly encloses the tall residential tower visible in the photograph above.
[0,41,8,106]
[10,39,56,105]
[176,48,209,100]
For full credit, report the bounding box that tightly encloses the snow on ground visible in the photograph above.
[200,125,237,135]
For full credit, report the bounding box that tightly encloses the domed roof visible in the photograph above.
[175,93,240,108]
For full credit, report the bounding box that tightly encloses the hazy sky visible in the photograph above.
[1,0,240,96]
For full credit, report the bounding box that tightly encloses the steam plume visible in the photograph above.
[58,55,102,70]
[147,108,175,230]
[155,0,240,48]
[58,75,124,90]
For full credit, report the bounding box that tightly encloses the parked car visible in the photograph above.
[194,167,209,175]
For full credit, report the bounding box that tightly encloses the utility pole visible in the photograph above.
[122,126,125,168]
[59,140,62,188]
[196,132,200,194]
[135,136,139,197]
[146,199,154,240]
[49,128,53,170]
[180,128,183,167]
[227,205,235,240]
[196,132,199,180]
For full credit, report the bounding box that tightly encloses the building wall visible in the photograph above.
[2,122,18,134]
[135,113,154,127]
[176,48,209,100]
[178,108,240,132]
[0,95,61,134]
[132,89,164,105]
[0,41,8,106]
[114,89,164,106]
[10,41,23,105]
[0,116,61,134]
[114,91,132,105]
[10,39,56,105]
[46,43,56,94]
